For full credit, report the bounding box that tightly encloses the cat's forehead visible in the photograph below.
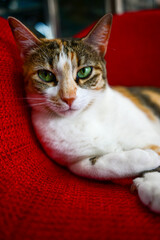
[43,38,95,56]
[29,38,102,68]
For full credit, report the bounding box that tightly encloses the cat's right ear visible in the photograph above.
[8,17,41,59]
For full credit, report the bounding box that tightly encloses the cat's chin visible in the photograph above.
[57,109,80,117]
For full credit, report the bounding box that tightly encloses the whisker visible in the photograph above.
[27,99,45,102]
[29,103,45,106]
[18,97,45,100]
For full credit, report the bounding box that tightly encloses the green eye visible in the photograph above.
[77,67,92,79]
[38,70,57,84]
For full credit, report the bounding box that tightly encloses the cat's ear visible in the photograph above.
[83,13,112,57]
[8,17,41,58]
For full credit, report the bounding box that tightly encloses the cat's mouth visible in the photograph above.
[59,107,78,116]
[59,108,78,116]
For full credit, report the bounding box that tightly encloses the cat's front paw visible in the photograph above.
[133,172,160,213]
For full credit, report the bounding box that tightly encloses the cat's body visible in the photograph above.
[32,86,160,170]
[8,14,160,213]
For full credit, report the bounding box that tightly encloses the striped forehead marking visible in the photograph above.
[56,44,74,81]
[58,45,70,67]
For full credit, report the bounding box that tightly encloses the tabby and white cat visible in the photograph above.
[8,14,160,213]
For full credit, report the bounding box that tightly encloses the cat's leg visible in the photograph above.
[133,169,160,213]
[69,149,160,180]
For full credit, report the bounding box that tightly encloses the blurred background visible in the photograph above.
[0,0,160,38]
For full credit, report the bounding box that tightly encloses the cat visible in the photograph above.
[8,14,160,213]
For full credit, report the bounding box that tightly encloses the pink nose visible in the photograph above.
[62,97,75,107]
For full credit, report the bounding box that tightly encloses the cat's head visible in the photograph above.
[8,14,112,117]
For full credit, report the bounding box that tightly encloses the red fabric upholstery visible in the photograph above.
[0,10,160,240]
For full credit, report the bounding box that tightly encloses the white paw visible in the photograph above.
[133,172,160,213]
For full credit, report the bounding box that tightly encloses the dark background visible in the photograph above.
[0,0,160,38]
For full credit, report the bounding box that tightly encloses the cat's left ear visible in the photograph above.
[83,13,112,57]
[8,17,41,59]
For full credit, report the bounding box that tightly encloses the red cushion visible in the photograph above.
[1,10,160,240]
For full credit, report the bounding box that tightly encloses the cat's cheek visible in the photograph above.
[73,88,95,111]
[45,86,59,98]
[44,86,66,113]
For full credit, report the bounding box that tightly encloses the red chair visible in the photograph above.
[1,10,160,240]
